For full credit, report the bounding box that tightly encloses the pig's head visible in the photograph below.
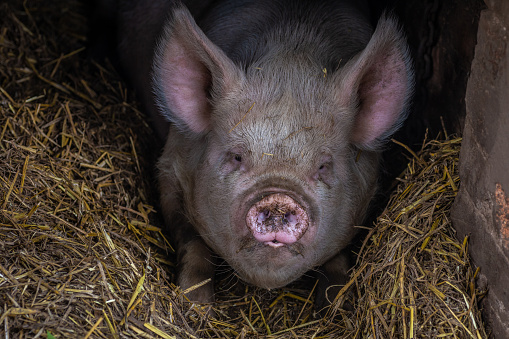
[154,7,413,289]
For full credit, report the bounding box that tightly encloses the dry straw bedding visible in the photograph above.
[0,1,487,338]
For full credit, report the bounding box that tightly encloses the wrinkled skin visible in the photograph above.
[113,0,414,309]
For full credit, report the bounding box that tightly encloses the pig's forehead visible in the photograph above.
[220,98,350,155]
[240,69,350,121]
[243,61,332,99]
[221,87,350,134]
[214,64,353,149]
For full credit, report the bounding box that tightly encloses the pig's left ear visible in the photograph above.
[153,5,243,134]
[336,14,414,150]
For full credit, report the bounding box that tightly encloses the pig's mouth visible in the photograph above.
[245,193,310,248]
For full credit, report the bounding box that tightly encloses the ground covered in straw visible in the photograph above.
[1,1,488,338]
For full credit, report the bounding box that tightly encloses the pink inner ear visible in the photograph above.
[351,47,410,147]
[161,39,212,134]
[156,8,241,134]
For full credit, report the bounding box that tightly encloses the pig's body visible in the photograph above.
[114,0,414,308]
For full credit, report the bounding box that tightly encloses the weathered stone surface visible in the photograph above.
[451,1,509,337]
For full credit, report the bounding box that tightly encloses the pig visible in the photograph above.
[114,0,414,309]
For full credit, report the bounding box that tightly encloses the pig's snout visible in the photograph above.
[246,193,309,247]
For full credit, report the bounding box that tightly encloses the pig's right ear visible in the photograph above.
[153,6,242,134]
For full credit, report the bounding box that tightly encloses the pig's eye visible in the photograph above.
[223,150,245,174]
[316,162,333,186]
[314,155,333,185]
[318,163,330,175]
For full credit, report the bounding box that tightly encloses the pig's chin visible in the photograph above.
[231,241,313,289]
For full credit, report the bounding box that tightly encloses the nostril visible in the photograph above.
[258,210,270,222]
[284,211,297,225]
